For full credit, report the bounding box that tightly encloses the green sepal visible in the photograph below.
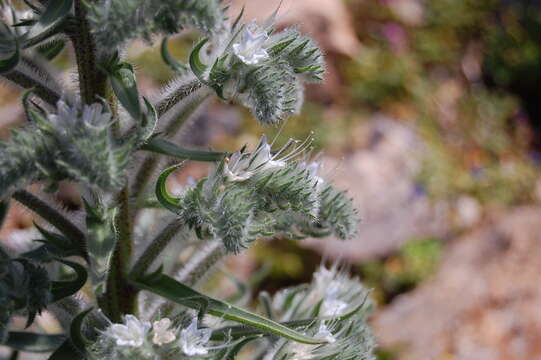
[22,0,73,47]
[155,163,184,214]
[4,332,66,353]
[132,272,328,345]
[142,137,225,162]
[161,37,188,74]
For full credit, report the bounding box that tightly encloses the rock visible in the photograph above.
[374,206,541,360]
[303,117,448,261]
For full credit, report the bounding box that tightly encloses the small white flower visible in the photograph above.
[152,318,176,346]
[315,323,336,344]
[233,20,270,65]
[105,315,150,347]
[224,135,313,182]
[179,317,211,356]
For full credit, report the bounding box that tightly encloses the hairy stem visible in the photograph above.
[160,241,226,317]
[175,240,226,287]
[12,190,87,259]
[132,84,210,198]
[2,69,61,106]
[130,219,184,280]
[105,186,137,322]
[68,1,106,104]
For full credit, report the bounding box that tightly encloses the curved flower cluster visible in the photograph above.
[160,136,359,253]
[264,265,376,360]
[0,247,52,342]
[0,99,132,198]
[193,15,325,125]
[91,315,220,359]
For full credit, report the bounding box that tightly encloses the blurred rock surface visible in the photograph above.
[374,206,541,360]
[304,117,448,261]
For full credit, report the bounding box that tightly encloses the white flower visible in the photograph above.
[179,317,211,356]
[232,20,270,65]
[224,134,313,182]
[104,315,150,347]
[315,323,336,343]
[152,318,176,346]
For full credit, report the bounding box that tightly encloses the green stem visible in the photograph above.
[105,187,136,321]
[12,190,87,259]
[130,219,184,280]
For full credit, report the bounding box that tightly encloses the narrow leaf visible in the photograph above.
[50,258,88,302]
[155,163,183,214]
[142,137,225,162]
[189,38,209,82]
[70,309,93,352]
[133,273,327,345]
[23,0,73,47]
[161,37,188,73]
[47,340,80,359]
[5,332,66,353]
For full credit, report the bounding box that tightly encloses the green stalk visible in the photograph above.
[130,219,184,280]
[105,186,136,322]
[12,190,87,259]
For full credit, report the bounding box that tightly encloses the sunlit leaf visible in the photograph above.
[133,273,328,345]
[142,137,225,162]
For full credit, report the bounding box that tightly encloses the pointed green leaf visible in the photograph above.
[132,273,327,345]
[142,137,225,162]
[47,339,80,359]
[189,38,209,82]
[50,258,88,302]
[155,163,183,214]
[70,308,93,352]
[23,0,73,47]
[4,332,66,353]
[161,37,188,74]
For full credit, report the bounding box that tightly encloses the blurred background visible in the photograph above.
[2,0,541,359]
